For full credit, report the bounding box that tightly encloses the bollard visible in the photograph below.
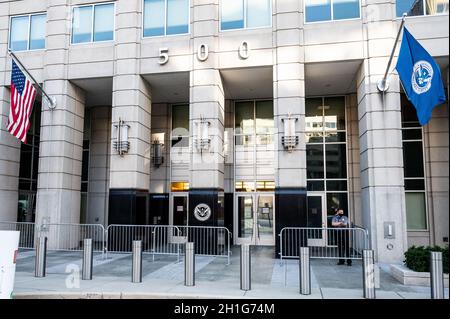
[362,250,376,299]
[240,244,251,291]
[82,238,93,280]
[132,240,143,283]
[430,251,444,299]
[35,237,47,278]
[184,242,195,286]
[299,247,311,295]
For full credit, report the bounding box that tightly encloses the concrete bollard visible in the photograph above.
[299,247,311,295]
[430,251,444,299]
[184,242,195,286]
[362,250,376,299]
[132,240,142,283]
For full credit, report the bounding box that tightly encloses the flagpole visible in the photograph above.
[377,13,408,92]
[7,50,56,109]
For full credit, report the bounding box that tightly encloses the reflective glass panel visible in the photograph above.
[247,0,271,28]
[144,0,165,36]
[10,16,29,51]
[30,14,46,50]
[426,0,449,15]
[324,96,346,130]
[238,196,253,238]
[167,0,189,35]
[235,102,254,135]
[72,6,93,43]
[406,192,427,230]
[255,100,274,135]
[326,144,347,178]
[403,141,425,178]
[396,0,424,17]
[221,0,244,30]
[305,0,332,22]
[333,0,360,20]
[94,4,114,41]
[307,144,324,179]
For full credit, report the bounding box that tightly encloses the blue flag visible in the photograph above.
[396,27,447,126]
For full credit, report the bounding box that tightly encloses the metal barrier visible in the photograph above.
[106,225,182,261]
[37,223,106,254]
[177,226,232,265]
[0,222,35,249]
[279,227,369,261]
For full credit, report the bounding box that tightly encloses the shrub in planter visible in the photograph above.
[404,245,449,274]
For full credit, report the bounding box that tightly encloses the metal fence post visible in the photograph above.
[240,244,251,291]
[362,249,376,299]
[132,240,142,283]
[82,238,93,280]
[35,237,47,278]
[430,251,444,299]
[184,242,195,286]
[299,247,311,295]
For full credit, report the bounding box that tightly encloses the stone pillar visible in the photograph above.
[357,1,408,263]
[188,0,225,226]
[87,106,111,225]
[109,0,151,225]
[0,2,20,222]
[36,2,86,226]
[273,0,307,253]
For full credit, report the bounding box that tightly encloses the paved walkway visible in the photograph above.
[12,247,449,299]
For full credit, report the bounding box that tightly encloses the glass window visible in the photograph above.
[72,4,114,44]
[72,6,93,43]
[235,101,254,135]
[94,4,115,41]
[397,0,449,17]
[167,0,190,35]
[326,144,347,179]
[406,192,427,230]
[333,0,360,20]
[255,101,274,135]
[30,14,46,50]
[144,0,166,36]
[144,0,189,37]
[307,145,324,179]
[10,14,46,51]
[221,0,271,30]
[221,0,245,30]
[172,104,189,147]
[305,0,332,22]
[247,0,271,28]
[305,0,361,22]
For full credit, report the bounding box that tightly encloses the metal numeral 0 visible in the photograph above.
[159,48,169,65]
[197,44,209,62]
[239,41,250,59]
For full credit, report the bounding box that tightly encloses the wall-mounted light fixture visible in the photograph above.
[113,118,130,156]
[194,116,211,152]
[281,115,299,153]
[151,133,165,167]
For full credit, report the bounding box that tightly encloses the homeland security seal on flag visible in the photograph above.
[411,61,433,95]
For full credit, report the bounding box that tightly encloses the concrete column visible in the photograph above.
[273,0,307,252]
[188,0,225,226]
[87,107,111,225]
[0,2,20,222]
[36,1,86,226]
[357,1,408,263]
[109,0,151,225]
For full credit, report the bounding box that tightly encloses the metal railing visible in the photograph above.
[106,225,182,261]
[177,226,232,264]
[279,227,369,261]
[37,223,106,253]
[0,221,35,249]
[106,225,232,264]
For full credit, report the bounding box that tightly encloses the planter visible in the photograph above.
[390,264,449,287]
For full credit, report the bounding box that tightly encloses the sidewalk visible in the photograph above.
[12,247,449,299]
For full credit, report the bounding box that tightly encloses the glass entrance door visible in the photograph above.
[306,193,327,246]
[235,193,275,245]
[170,193,188,226]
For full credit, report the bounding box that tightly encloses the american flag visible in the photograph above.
[7,60,37,143]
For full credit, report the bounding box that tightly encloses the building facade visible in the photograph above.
[0,0,448,263]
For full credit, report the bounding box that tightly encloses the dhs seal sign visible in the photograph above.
[411,61,433,95]
[194,204,211,222]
